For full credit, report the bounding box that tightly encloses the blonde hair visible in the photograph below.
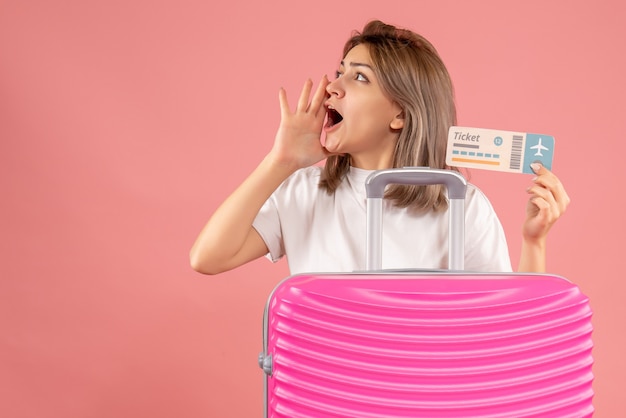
[319,20,458,211]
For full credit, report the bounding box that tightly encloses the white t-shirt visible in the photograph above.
[252,166,512,274]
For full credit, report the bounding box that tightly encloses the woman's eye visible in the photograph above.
[335,71,343,79]
[356,73,368,82]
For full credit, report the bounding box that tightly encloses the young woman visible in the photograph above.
[190,20,569,275]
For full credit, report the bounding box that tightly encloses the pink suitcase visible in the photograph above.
[258,168,593,417]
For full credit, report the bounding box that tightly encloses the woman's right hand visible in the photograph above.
[190,76,333,275]
[269,76,333,170]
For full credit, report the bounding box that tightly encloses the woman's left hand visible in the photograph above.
[522,163,570,243]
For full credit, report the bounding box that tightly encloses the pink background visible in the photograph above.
[1,1,624,417]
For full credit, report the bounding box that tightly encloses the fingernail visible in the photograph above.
[530,163,541,173]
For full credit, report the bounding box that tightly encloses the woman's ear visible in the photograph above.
[390,109,405,130]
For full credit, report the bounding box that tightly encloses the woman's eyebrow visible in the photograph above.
[340,60,373,70]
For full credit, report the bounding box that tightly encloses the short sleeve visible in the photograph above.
[463,185,513,272]
[252,194,285,263]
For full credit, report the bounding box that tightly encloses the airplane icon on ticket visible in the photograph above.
[530,138,549,157]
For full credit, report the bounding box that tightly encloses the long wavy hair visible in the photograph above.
[319,20,458,212]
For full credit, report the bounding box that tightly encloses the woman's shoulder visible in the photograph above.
[282,166,323,188]
[272,166,324,202]
[295,165,324,180]
[464,181,500,219]
[465,182,487,199]
[463,177,501,200]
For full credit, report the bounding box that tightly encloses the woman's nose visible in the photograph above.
[326,77,344,98]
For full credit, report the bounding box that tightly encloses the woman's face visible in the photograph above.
[324,43,404,170]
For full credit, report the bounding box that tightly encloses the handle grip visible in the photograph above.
[365,167,467,271]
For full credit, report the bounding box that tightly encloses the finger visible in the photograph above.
[310,75,330,116]
[528,186,560,222]
[278,87,290,119]
[528,196,555,226]
[544,180,570,214]
[296,79,313,112]
[530,163,570,212]
[530,162,548,176]
[530,195,551,212]
[528,184,558,209]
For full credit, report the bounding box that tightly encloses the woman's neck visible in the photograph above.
[349,152,394,170]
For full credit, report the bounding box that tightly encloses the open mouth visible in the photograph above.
[326,106,343,128]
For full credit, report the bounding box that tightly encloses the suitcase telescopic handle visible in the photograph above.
[365,167,467,271]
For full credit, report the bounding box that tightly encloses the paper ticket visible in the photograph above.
[446,126,554,174]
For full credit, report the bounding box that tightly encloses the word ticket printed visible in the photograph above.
[446,126,555,174]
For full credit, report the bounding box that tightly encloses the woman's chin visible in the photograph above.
[323,138,341,154]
